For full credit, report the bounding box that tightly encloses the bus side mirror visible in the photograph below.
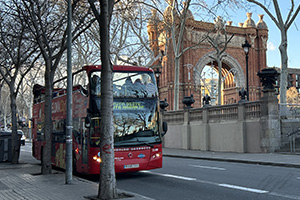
[162,121,168,136]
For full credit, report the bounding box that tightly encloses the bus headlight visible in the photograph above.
[93,155,101,163]
[152,152,161,159]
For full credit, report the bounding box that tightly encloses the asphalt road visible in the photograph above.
[116,157,300,200]
[20,143,300,200]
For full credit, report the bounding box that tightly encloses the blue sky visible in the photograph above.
[232,1,300,69]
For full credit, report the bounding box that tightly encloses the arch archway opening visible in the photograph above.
[195,62,238,105]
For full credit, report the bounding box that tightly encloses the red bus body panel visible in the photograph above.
[86,144,163,174]
[32,65,163,175]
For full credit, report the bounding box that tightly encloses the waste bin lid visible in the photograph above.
[0,131,12,137]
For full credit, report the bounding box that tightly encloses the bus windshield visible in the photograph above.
[113,98,160,147]
[89,70,161,148]
[90,71,158,98]
[89,100,161,147]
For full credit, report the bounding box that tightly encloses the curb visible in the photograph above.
[163,154,300,169]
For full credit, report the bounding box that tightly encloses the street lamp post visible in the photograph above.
[242,40,251,101]
[65,0,73,184]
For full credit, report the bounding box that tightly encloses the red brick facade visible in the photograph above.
[148,11,269,110]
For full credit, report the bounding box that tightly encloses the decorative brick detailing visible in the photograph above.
[147,10,268,110]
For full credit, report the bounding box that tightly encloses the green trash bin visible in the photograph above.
[0,131,12,162]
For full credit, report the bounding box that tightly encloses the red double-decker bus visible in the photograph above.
[32,65,167,174]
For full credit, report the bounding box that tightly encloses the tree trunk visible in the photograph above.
[10,92,20,164]
[217,59,222,105]
[171,0,190,111]
[279,29,288,105]
[173,56,180,110]
[41,64,53,174]
[246,0,300,116]
[279,29,288,116]
[98,0,117,199]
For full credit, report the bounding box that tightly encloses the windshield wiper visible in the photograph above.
[138,140,154,148]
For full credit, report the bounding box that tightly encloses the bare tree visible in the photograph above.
[207,16,234,105]
[163,0,207,110]
[99,1,117,197]
[82,1,158,67]
[20,0,96,174]
[18,64,44,140]
[247,0,300,113]
[88,0,118,199]
[112,1,156,66]
[71,1,167,68]
[73,24,101,66]
[0,0,40,164]
[167,0,188,110]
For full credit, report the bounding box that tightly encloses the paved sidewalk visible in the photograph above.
[0,163,95,200]
[163,148,300,168]
[0,154,152,200]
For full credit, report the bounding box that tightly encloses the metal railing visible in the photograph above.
[286,128,300,153]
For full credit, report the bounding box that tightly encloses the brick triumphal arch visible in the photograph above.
[147,7,269,110]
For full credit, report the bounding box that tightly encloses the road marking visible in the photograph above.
[141,171,196,181]
[218,184,269,194]
[160,174,197,181]
[189,164,226,171]
[269,192,300,200]
[142,171,300,199]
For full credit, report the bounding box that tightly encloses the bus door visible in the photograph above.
[73,118,88,173]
